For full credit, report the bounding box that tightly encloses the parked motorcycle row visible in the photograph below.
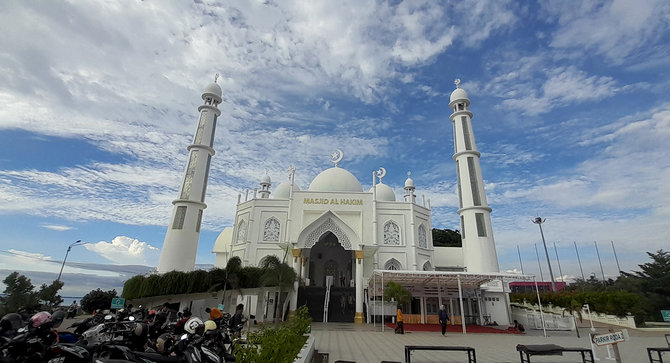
[0,308,242,362]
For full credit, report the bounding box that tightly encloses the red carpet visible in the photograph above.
[385,323,523,334]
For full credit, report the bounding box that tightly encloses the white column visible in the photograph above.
[457,276,466,335]
[449,298,454,325]
[420,296,426,324]
[289,249,300,317]
[355,250,364,323]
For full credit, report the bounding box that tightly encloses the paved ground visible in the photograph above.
[311,322,670,363]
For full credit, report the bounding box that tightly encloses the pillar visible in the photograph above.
[355,250,365,323]
[288,248,301,318]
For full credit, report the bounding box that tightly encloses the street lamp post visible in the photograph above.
[57,240,84,282]
[532,217,556,292]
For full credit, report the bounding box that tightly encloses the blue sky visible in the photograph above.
[1,0,669,297]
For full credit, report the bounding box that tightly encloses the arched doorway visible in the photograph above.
[298,231,355,322]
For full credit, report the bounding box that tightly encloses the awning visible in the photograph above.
[368,269,536,290]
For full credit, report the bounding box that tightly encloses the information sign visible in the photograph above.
[110,297,125,309]
[592,330,626,346]
[661,310,670,322]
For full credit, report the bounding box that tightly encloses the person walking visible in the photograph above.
[438,304,449,336]
[395,306,404,334]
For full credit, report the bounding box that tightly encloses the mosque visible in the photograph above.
[157,78,519,327]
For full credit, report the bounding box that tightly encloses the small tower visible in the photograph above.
[449,79,499,273]
[404,172,416,203]
[157,77,222,273]
[259,173,271,199]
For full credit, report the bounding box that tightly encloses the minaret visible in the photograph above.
[450,79,500,273]
[259,173,271,198]
[157,77,222,273]
[403,172,416,203]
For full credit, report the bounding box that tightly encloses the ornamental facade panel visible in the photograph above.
[263,217,281,241]
[383,220,400,245]
[418,224,427,248]
[384,258,402,270]
[236,220,246,243]
[305,217,351,249]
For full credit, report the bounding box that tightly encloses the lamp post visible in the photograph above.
[57,240,84,282]
[532,217,556,292]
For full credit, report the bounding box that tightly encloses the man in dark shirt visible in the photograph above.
[438,304,450,336]
[229,304,245,338]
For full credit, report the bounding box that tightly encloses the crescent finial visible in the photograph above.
[454,78,461,88]
[214,73,220,83]
[330,149,343,167]
[376,167,386,183]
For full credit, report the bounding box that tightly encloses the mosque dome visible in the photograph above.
[212,227,233,253]
[369,183,396,201]
[203,82,222,98]
[261,174,271,184]
[309,167,363,193]
[450,87,469,103]
[273,182,300,199]
[404,175,415,188]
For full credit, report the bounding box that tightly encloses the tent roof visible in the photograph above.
[368,270,537,289]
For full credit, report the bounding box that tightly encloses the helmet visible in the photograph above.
[184,317,204,335]
[204,320,217,333]
[51,310,67,328]
[134,322,147,337]
[0,313,24,331]
[30,311,52,328]
[156,332,174,354]
[149,309,157,315]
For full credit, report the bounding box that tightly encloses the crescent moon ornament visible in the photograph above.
[454,78,461,88]
[330,149,343,167]
[376,167,386,183]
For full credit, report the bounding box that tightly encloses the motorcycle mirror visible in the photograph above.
[181,333,188,341]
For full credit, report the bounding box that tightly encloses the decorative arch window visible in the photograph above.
[263,217,280,241]
[236,220,247,243]
[383,220,400,245]
[384,258,402,270]
[418,224,427,248]
[422,261,433,271]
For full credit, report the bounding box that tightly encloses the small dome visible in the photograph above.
[273,182,300,199]
[261,174,271,184]
[212,227,233,253]
[450,87,469,103]
[369,183,396,201]
[404,176,415,188]
[309,167,363,193]
[203,82,222,98]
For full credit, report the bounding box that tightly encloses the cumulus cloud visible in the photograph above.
[84,236,160,265]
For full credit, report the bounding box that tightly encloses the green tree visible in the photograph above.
[620,249,670,322]
[80,288,118,313]
[260,255,297,325]
[383,281,412,305]
[37,280,64,309]
[1,272,39,314]
[432,228,462,247]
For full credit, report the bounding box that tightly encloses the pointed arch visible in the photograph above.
[296,211,359,250]
[384,258,402,270]
[383,220,400,245]
[418,224,427,248]
[422,261,433,271]
[263,217,280,241]
[236,220,247,243]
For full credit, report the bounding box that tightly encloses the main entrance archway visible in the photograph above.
[298,231,355,322]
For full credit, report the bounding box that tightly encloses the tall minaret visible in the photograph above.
[157,77,222,273]
[450,79,500,273]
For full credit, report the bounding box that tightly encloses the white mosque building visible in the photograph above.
[159,78,519,327]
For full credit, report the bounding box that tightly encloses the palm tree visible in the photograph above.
[383,281,412,304]
[260,255,297,325]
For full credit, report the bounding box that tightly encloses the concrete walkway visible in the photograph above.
[311,323,670,363]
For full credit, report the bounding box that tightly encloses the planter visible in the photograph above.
[293,334,315,363]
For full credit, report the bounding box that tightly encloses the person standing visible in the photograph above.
[438,304,449,336]
[395,306,404,334]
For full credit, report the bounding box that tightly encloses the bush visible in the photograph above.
[234,305,312,363]
[81,288,118,313]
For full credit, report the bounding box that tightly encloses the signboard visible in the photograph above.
[110,297,125,309]
[592,330,626,346]
[661,310,670,322]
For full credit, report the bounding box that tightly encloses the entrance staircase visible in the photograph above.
[298,286,355,322]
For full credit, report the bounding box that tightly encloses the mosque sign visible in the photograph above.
[304,198,363,206]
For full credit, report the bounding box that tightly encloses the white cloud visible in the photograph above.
[41,224,73,231]
[84,236,159,265]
